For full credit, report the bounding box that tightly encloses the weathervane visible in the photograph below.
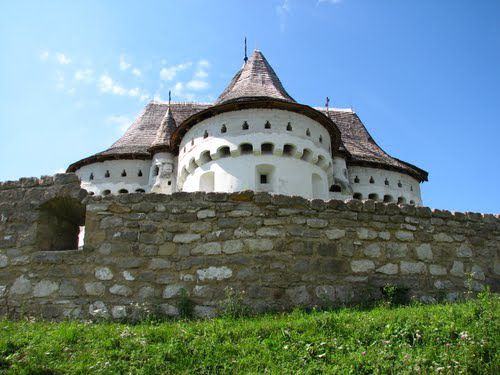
[244,37,248,63]
[168,90,171,107]
[325,96,330,112]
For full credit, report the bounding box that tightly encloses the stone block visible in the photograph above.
[386,243,408,258]
[351,260,375,273]
[0,254,8,268]
[158,242,177,256]
[148,258,172,270]
[137,286,155,300]
[306,218,328,228]
[415,243,433,261]
[162,284,184,299]
[89,301,108,318]
[357,228,377,240]
[376,263,398,275]
[400,261,426,275]
[33,280,59,297]
[471,265,485,281]
[450,261,464,276]
[456,243,473,258]
[173,233,201,243]
[112,305,127,319]
[197,266,232,281]
[434,233,454,242]
[286,285,311,305]
[192,242,222,255]
[245,238,274,252]
[395,231,414,241]
[378,231,391,240]
[222,240,244,254]
[194,305,217,319]
[85,282,105,296]
[109,284,132,297]
[429,264,447,276]
[325,229,346,240]
[256,227,283,237]
[364,244,381,258]
[95,267,114,280]
[9,275,31,295]
[122,271,135,281]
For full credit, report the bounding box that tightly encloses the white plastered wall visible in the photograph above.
[177,109,338,200]
[347,165,422,205]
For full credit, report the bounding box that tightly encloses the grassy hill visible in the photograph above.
[0,293,498,374]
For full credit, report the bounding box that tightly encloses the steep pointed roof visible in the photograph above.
[215,50,295,104]
[150,106,177,151]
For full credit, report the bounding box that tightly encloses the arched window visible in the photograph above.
[221,124,227,133]
[118,189,128,194]
[154,165,160,176]
[242,121,249,130]
[286,122,292,131]
[306,128,311,136]
[203,130,208,139]
[369,176,375,184]
[301,148,312,162]
[410,186,414,192]
[397,196,406,204]
[398,180,402,188]
[121,170,127,177]
[191,139,194,146]
[104,170,110,178]
[316,155,326,167]
[138,170,143,177]
[218,146,231,158]
[368,193,379,201]
[102,189,111,196]
[385,178,389,186]
[89,173,94,180]
[240,143,253,155]
[330,185,342,192]
[264,121,271,129]
[312,173,325,199]
[261,143,274,155]
[383,195,393,203]
[353,193,362,200]
[135,189,145,193]
[354,176,360,183]
[283,144,295,157]
[319,136,323,143]
[199,150,212,165]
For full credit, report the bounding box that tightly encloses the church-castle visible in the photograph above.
[67,50,428,205]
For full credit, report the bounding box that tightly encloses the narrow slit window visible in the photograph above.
[203,130,208,139]
[89,173,94,180]
[286,122,292,131]
[104,170,110,178]
[138,170,143,177]
[221,124,227,133]
[121,170,127,177]
[354,176,360,183]
[242,121,249,130]
[369,176,375,184]
[306,129,311,136]
[154,165,160,176]
[264,121,271,129]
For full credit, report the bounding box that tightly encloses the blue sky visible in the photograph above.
[1,0,499,213]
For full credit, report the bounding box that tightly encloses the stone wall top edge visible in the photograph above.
[0,173,81,191]
[87,190,500,221]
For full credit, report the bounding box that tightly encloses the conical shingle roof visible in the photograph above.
[215,50,295,104]
[150,106,177,150]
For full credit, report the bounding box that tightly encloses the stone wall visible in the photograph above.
[0,174,498,320]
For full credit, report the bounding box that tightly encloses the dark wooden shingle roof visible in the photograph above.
[67,102,427,181]
[215,50,295,105]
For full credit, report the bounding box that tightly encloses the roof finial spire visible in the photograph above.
[325,96,330,112]
[168,90,171,107]
[244,37,248,63]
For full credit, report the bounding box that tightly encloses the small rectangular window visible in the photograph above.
[260,174,268,184]
[167,181,172,186]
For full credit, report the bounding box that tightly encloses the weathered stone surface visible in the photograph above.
[194,305,217,318]
[456,243,473,258]
[0,254,8,268]
[306,218,328,228]
[85,282,105,296]
[395,231,414,242]
[376,263,398,275]
[197,209,216,219]
[192,242,222,255]
[357,228,377,240]
[434,233,454,242]
[450,261,464,277]
[89,301,108,318]
[197,266,232,281]
[95,267,113,280]
[245,239,274,252]
[148,258,172,270]
[109,284,132,296]
[173,233,201,243]
[222,240,244,254]
[111,305,127,319]
[160,303,179,316]
[286,286,311,305]
[0,285,6,297]
[162,284,184,299]
[415,244,433,261]
[33,280,59,297]
[400,261,426,274]
[256,227,282,238]
[429,264,447,276]
[325,229,346,240]
[122,271,135,281]
[351,260,375,273]
[471,265,485,281]
[364,244,381,258]
[10,275,31,295]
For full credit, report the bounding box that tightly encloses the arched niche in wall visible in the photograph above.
[311,173,324,199]
[255,164,275,192]
[36,196,86,251]
[199,171,215,192]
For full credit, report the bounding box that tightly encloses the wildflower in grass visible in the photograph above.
[361,351,366,356]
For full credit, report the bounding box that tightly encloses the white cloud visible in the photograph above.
[55,52,71,65]
[119,55,131,71]
[194,70,208,79]
[276,0,291,32]
[99,74,147,99]
[186,80,209,91]
[198,59,211,69]
[106,115,132,132]
[74,68,94,83]
[40,51,50,61]
[131,68,142,77]
[159,62,192,81]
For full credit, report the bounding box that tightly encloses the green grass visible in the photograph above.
[0,294,498,374]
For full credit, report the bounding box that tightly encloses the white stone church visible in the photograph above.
[67,50,428,205]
